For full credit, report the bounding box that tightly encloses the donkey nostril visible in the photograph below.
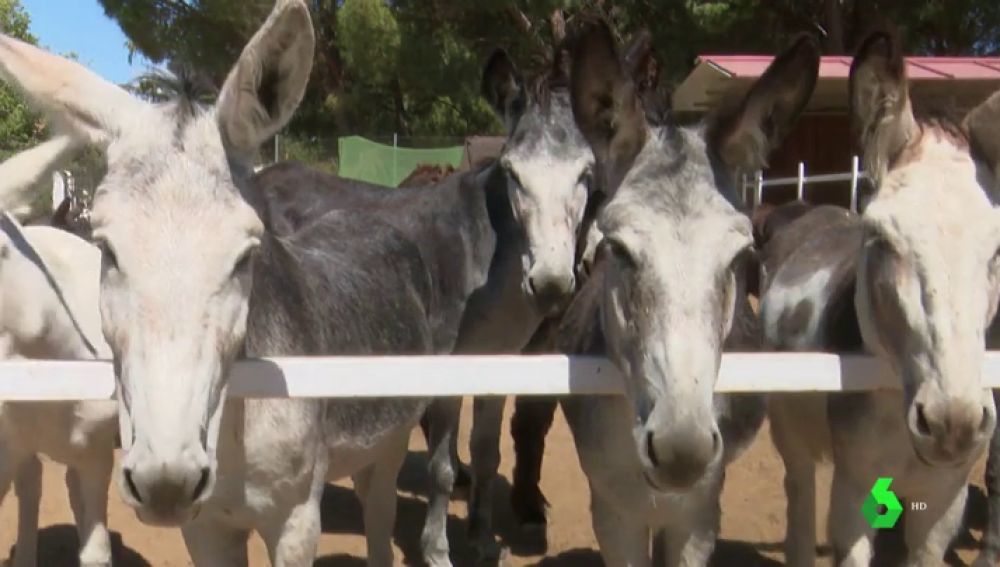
[711,430,721,454]
[123,469,143,503]
[528,275,539,296]
[191,468,210,502]
[915,403,932,437]
[645,431,659,467]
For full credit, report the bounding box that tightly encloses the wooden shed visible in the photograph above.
[672,55,1000,209]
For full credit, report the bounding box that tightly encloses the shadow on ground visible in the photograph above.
[5,525,150,567]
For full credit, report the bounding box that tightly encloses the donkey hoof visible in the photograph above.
[420,543,452,567]
[473,539,505,564]
[510,486,549,528]
[423,554,453,567]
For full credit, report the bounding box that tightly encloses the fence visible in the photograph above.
[742,155,870,212]
[4,353,1000,401]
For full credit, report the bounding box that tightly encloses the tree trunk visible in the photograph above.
[823,0,846,54]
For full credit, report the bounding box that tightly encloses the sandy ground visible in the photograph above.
[0,398,991,566]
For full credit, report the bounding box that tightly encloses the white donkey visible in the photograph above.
[558,22,818,566]
[0,208,114,567]
[0,2,575,565]
[764,29,1000,566]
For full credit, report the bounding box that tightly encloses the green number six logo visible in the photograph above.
[862,477,903,529]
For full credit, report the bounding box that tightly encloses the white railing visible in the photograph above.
[3,353,1000,401]
[743,156,868,212]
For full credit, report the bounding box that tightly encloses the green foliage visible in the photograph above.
[98,0,1000,147]
[0,0,39,161]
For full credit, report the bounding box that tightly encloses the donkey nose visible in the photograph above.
[642,425,721,490]
[119,450,213,526]
[527,272,575,314]
[908,398,994,464]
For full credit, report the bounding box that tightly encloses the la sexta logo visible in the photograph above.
[862,477,903,529]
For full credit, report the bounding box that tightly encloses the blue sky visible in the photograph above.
[20,0,156,85]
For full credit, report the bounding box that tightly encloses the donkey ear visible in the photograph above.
[0,134,79,214]
[623,30,658,95]
[481,49,526,132]
[0,35,145,146]
[570,20,647,196]
[711,34,819,171]
[964,89,1000,181]
[217,0,315,159]
[849,30,917,185]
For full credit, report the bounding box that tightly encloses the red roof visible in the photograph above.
[674,54,1000,113]
[699,55,1000,80]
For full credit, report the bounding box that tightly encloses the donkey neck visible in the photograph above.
[451,162,543,353]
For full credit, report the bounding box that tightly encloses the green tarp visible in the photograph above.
[338,135,465,187]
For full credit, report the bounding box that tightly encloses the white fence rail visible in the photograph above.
[4,353,1000,401]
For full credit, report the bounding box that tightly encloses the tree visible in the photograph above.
[0,0,40,161]
[99,0,1000,143]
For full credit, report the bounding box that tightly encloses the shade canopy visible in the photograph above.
[673,54,1000,114]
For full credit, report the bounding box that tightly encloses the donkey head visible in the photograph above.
[571,22,817,490]
[481,35,657,315]
[0,0,314,524]
[851,30,999,466]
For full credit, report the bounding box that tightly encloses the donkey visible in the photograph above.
[0,2,601,565]
[0,214,115,567]
[555,22,818,565]
[243,43,603,563]
[978,404,1000,567]
[505,30,662,533]
[763,30,1000,566]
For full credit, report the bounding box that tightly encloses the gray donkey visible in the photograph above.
[0,1,567,565]
[250,41,606,565]
[556,21,819,566]
[763,29,1000,566]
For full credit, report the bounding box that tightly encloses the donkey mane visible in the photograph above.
[132,68,218,144]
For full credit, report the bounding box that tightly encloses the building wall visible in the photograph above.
[759,113,857,209]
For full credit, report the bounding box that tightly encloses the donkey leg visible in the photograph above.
[828,469,875,567]
[0,443,16,544]
[591,490,651,567]
[769,398,819,567]
[182,518,250,567]
[510,396,557,529]
[975,392,1000,567]
[904,478,967,567]
[420,401,469,491]
[354,430,409,567]
[69,455,114,567]
[469,396,506,562]
[259,499,322,567]
[11,455,40,567]
[661,480,721,567]
[422,397,461,567]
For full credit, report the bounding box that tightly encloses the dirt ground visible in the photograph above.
[0,398,991,566]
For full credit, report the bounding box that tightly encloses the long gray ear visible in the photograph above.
[0,35,146,147]
[965,89,1000,181]
[570,20,647,197]
[217,0,315,159]
[849,30,917,186]
[481,49,526,132]
[711,34,819,171]
[623,30,658,94]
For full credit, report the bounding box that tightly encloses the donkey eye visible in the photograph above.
[601,237,636,268]
[731,245,757,272]
[96,239,119,272]
[232,246,258,278]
